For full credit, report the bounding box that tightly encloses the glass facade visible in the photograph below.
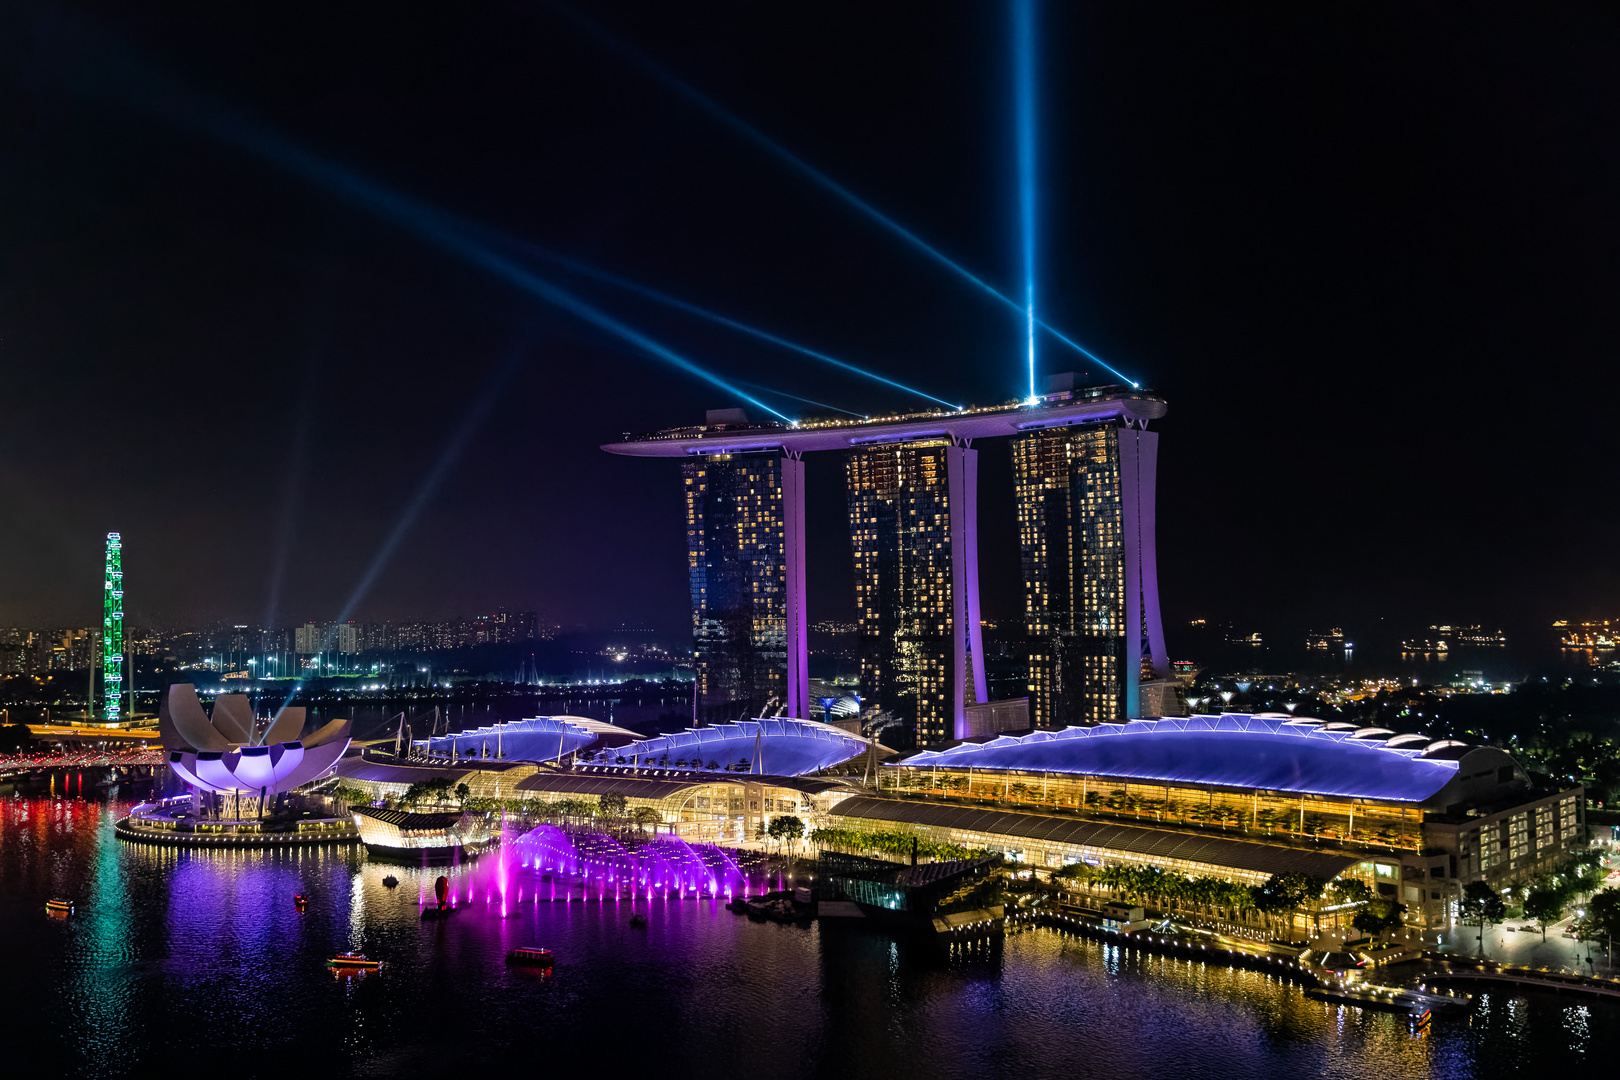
[684,454,786,724]
[846,442,957,745]
[875,766,1425,850]
[1013,425,1129,726]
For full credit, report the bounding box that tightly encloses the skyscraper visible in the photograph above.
[684,452,790,724]
[845,440,985,746]
[1013,410,1173,726]
[101,532,125,724]
[604,386,1167,734]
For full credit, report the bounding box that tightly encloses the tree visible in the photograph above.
[453,782,471,808]
[1524,884,1569,940]
[769,815,806,863]
[629,806,660,835]
[599,792,629,821]
[1460,881,1507,950]
[1351,899,1405,940]
[1251,873,1326,937]
[1587,887,1620,965]
[1328,878,1371,907]
[1573,862,1606,899]
[332,784,369,808]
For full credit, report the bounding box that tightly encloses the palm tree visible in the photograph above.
[629,806,661,836]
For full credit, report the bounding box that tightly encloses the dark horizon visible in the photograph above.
[3,3,1617,640]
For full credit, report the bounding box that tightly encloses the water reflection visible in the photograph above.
[5,792,1620,1077]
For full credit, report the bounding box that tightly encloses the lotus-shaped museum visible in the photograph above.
[159,683,352,795]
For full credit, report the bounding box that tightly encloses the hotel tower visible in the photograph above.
[604,383,1171,743]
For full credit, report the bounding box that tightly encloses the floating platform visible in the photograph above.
[1306,983,1468,1016]
[507,946,554,968]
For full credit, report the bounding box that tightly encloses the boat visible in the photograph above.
[327,954,382,970]
[629,913,649,928]
[381,875,399,888]
[46,899,72,914]
[506,946,554,968]
[294,894,310,909]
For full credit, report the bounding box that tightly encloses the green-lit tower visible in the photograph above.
[102,532,124,724]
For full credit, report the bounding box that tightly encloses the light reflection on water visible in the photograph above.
[4,792,1619,1078]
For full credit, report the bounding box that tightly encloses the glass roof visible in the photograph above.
[613,718,865,777]
[893,713,1468,803]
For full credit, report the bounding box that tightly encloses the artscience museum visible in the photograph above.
[158,683,353,795]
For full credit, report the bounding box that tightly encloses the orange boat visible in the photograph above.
[327,953,382,970]
[506,946,554,968]
[46,899,72,914]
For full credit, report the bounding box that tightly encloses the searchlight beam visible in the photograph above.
[552,2,1140,390]
[495,236,961,410]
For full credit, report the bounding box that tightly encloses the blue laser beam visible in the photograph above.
[1014,0,1038,402]
[733,379,866,419]
[486,233,961,410]
[332,331,538,633]
[280,330,539,710]
[239,146,793,422]
[44,19,790,422]
[550,2,1140,390]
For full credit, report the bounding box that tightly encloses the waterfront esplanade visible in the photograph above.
[603,386,1171,737]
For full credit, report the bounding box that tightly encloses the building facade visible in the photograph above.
[684,453,788,724]
[875,713,1588,929]
[603,388,1170,732]
[845,441,986,747]
[1012,410,1172,723]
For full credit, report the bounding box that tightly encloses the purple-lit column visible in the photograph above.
[1118,425,1169,719]
[1135,429,1170,681]
[947,441,988,740]
[781,452,809,719]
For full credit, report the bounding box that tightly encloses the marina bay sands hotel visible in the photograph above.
[603,378,1181,746]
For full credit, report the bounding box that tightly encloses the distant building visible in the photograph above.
[684,451,788,724]
[1012,394,1172,725]
[293,621,358,655]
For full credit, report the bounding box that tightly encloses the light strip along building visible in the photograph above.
[603,381,1173,745]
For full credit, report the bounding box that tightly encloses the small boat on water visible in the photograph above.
[381,875,399,888]
[506,946,554,968]
[46,899,72,914]
[327,954,382,970]
[294,894,310,909]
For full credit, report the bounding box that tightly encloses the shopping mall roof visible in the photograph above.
[891,713,1522,805]
[598,717,866,776]
[832,796,1364,880]
[416,716,641,763]
[333,754,529,786]
[515,768,855,801]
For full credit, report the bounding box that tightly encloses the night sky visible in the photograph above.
[2,2,1617,644]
